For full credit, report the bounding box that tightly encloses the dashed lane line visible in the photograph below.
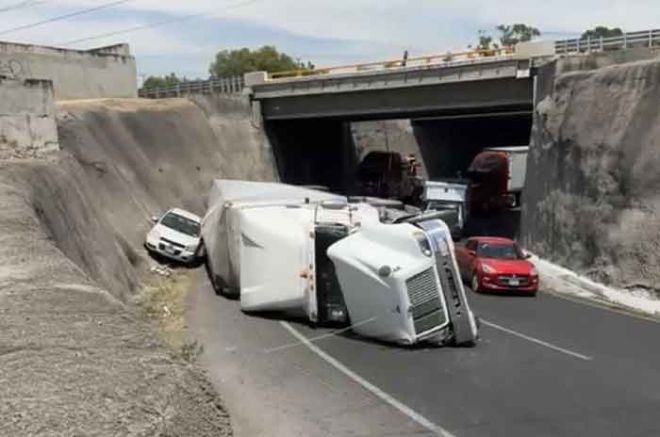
[481,319,593,361]
[280,321,456,437]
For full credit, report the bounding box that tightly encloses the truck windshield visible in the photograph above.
[477,243,521,260]
[160,212,200,237]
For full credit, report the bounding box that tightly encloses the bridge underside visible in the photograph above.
[259,77,532,121]
[260,76,534,195]
[266,112,532,194]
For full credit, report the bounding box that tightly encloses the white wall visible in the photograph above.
[0,78,59,158]
[0,42,137,100]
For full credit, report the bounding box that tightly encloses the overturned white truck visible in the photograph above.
[202,180,478,346]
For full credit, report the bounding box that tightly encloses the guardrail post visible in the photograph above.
[600,36,604,51]
[649,30,653,48]
[623,32,627,49]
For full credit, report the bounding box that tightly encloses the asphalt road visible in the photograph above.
[190,271,660,437]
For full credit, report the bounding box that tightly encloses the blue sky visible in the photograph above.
[1,0,659,81]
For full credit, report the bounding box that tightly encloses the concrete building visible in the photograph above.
[0,41,137,100]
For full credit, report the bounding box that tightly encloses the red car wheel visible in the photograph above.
[471,272,481,293]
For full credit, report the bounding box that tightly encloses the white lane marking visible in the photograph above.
[265,317,377,353]
[481,319,593,361]
[280,321,455,437]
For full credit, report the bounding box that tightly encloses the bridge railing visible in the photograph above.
[555,29,660,54]
[138,76,244,99]
[268,47,516,80]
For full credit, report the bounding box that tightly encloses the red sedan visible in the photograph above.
[455,236,539,295]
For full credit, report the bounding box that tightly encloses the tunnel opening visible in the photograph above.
[413,113,533,240]
[264,112,532,240]
[412,113,532,180]
[266,119,358,194]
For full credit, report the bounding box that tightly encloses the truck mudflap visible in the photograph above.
[417,220,478,345]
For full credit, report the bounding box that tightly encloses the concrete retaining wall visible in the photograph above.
[522,50,660,292]
[0,77,59,159]
[0,42,137,100]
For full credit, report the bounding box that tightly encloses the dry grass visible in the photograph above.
[136,269,203,361]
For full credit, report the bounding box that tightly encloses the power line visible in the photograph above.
[0,0,45,14]
[0,0,132,36]
[59,0,261,46]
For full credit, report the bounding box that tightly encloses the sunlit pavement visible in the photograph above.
[191,270,660,437]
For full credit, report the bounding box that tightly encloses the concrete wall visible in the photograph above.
[0,42,137,100]
[351,120,428,179]
[0,77,59,159]
[522,50,660,292]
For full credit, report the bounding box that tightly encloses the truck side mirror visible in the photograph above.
[468,250,476,257]
[151,215,159,223]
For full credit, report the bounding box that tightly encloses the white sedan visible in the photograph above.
[145,208,202,264]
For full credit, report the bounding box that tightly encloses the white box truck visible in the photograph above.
[201,180,479,346]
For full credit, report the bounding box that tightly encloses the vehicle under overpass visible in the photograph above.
[247,56,538,192]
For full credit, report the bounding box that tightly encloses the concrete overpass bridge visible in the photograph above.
[242,43,556,192]
[247,55,536,121]
[139,30,660,193]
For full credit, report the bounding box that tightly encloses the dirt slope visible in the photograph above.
[522,52,660,293]
[0,95,276,435]
[0,155,231,436]
[57,97,276,252]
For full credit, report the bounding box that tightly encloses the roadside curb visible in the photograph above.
[532,255,660,322]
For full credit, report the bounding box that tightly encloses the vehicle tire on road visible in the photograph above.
[471,272,481,293]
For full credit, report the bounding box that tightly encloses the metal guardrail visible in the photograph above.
[555,29,660,54]
[139,29,660,99]
[269,47,516,79]
[138,76,244,99]
[138,48,516,98]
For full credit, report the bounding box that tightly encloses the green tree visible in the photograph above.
[580,26,623,40]
[142,73,181,90]
[468,30,498,51]
[209,46,313,77]
[496,24,541,47]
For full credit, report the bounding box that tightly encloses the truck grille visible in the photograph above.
[405,268,447,335]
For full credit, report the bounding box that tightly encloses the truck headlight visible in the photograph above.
[413,231,433,257]
[185,244,198,252]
